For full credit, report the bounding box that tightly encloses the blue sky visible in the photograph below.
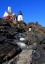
[0,0,45,26]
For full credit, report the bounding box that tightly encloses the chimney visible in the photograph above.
[8,6,11,12]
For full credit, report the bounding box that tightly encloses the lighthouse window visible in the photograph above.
[20,18,21,19]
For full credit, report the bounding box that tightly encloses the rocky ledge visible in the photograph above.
[15,43,45,64]
[0,18,45,64]
[4,43,45,64]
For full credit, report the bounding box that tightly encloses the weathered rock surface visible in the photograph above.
[7,43,45,64]
[25,31,45,45]
[0,18,45,64]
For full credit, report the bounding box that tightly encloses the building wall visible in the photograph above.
[4,16,10,20]
[18,15,23,21]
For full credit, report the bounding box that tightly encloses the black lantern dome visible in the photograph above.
[18,11,23,15]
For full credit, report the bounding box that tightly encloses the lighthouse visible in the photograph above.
[17,11,23,21]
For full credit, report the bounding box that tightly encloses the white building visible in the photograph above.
[17,11,23,21]
[3,6,17,20]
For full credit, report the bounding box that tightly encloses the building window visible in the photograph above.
[20,18,21,19]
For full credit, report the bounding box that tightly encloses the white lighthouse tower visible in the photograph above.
[17,11,23,21]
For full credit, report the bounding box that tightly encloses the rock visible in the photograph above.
[0,36,7,42]
[15,43,45,64]
[25,31,45,47]
[15,42,28,49]
[0,18,45,64]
